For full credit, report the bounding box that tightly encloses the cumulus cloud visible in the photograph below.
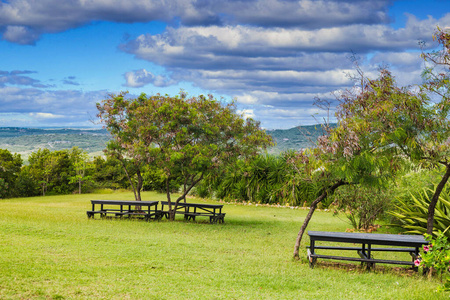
[2,25,40,44]
[123,69,177,88]
[117,12,450,128]
[122,16,447,65]
[0,0,392,44]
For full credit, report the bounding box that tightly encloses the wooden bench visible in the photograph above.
[160,201,225,224]
[307,231,428,269]
[87,200,162,221]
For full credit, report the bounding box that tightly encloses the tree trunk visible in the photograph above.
[166,178,176,221]
[120,159,140,201]
[426,165,450,235]
[136,169,143,202]
[167,173,204,221]
[78,178,82,194]
[293,180,347,259]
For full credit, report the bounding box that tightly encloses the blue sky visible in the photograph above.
[0,0,449,129]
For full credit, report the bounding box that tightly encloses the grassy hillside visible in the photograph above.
[0,191,444,299]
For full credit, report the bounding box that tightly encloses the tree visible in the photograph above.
[292,77,403,259]
[97,92,273,220]
[27,148,74,196]
[68,147,93,194]
[331,28,450,236]
[419,28,450,234]
[0,148,22,198]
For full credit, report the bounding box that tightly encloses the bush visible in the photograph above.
[332,185,392,231]
[389,185,450,237]
[418,231,450,292]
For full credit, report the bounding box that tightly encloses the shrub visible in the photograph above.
[418,231,450,292]
[389,185,450,237]
[332,185,392,231]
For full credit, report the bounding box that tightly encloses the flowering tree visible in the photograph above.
[336,29,450,236]
[292,111,397,258]
[97,92,272,220]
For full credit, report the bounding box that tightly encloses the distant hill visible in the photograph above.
[0,127,110,161]
[0,124,335,160]
[266,124,335,154]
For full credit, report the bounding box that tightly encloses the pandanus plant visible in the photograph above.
[390,185,450,238]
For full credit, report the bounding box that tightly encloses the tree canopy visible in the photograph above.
[97,92,273,219]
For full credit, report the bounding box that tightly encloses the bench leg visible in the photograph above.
[155,211,164,221]
[307,249,317,269]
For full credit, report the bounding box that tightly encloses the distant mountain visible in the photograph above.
[266,124,334,154]
[0,124,335,160]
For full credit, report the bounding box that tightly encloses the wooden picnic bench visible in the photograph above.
[160,201,225,224]
[307,231,428,269]
[87,200,162,221]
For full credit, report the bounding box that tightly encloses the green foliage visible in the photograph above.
[14,167,40,197]
[68,147,94,194]
[0,148,23,198]
[89,156,132,191]
[333,185,392,230]
[26,148,75,196]
[0,178,8,199]
[201,153,319,206]
[389,185,450,237]
[97,92,272,213]
[419,231,450,292]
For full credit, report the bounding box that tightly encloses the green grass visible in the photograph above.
[0,191,446,299]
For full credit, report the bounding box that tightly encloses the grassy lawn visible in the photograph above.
[0,191,446,299]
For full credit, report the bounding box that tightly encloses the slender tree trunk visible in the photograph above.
[120,159,139,201]
[136,169,143,202]
[167,173,204,221]
[166,178,176,220]
[293,180,347,259]
[78,178,82,194]
[427,165,450,234]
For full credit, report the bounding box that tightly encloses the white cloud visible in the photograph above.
[123,69,177,88]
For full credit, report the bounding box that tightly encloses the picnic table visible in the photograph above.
[307,231,428,269]
[160,201,225,223]
[87,200,162,221]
